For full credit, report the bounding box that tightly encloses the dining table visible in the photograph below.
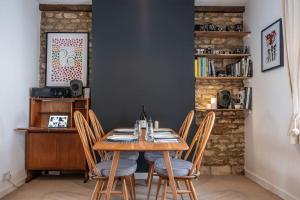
[93,128,189,200]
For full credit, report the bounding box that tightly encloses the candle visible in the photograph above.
[154,121,159,129]
[210,97,217,104]
[211,98,217,109]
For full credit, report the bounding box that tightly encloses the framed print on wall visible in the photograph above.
[48,115,68,128]
[46,32,88,87]
[261,19,284,72]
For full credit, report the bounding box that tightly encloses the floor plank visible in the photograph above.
[2,175,282,200]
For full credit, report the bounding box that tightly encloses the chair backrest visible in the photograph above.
[74,111,100,177]
[183,111,215,176]
[89,109,105,139]
[88,110,107,160]
[178,110,195,141]
[177,110,194,158]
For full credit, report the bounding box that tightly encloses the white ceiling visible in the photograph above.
[37,0,247,6]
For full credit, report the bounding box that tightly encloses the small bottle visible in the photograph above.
[139,105,148,128]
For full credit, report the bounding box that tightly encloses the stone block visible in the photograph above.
[55,13,63,19]
[211,166,231,175]
[200,166,211,175]
[64,13,77,19]
[45,12,54,18]
[231,165,244,175]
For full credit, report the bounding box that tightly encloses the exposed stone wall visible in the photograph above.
[39,11,92,87]
[197,110,245,175]
[195,12,245,175]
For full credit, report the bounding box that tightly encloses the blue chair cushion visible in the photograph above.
[144,151,176,162]
[96,159,137,177]
[107,151,139,160]
[154,158,193,177]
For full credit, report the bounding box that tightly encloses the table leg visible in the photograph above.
[162,151,178,200]
[105,151,120,200]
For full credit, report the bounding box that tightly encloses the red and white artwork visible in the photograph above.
[46,33,88,86]
[261,19,283,72]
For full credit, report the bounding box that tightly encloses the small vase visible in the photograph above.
[290,134,299,144]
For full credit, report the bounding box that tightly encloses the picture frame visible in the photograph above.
[261,19,284,72]
[46,32,89,87]
[48,115,68,128]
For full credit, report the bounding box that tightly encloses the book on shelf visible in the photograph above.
[194,57,216,78]
[194,57,253,78]
[226,57,253,77]
[244,87,252,109]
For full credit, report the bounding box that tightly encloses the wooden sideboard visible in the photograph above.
[17,97,90,181]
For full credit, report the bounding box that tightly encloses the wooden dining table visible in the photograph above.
[93,128,189,200]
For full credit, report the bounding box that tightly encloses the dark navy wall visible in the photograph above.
[92,0,195,171]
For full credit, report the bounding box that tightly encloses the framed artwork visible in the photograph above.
[261,19,284,72]
[46,32,88,87]
[48,115,68,128]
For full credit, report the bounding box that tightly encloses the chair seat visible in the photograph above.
[144,151,176,162]
[107,151,139,160]
[154,158,193,177]
[96,159,137,177]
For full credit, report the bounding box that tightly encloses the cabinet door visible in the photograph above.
[27,133,57,169]
[56,133,86,170]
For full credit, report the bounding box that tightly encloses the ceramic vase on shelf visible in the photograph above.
[290,134,299,144]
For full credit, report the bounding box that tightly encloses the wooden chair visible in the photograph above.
[145,110,195,200]
[74,111,137,200]
[89,109,106,139]
[89,110,107,161]
[153,111,215,200]
[89,109,139,161]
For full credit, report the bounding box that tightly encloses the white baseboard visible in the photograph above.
[0,175,26,199]
[245,169,298,200]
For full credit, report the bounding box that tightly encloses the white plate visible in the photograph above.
[154,132,173,135]
[114,128,134,133]
[153,135,178,139]
[107,135,138,141]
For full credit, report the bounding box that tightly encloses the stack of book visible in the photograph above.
[194,57,216,78]
[226,57,253,77]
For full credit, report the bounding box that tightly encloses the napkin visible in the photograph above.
[106,135,138,142]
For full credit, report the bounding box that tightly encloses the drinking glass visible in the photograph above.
[134,120,140,136]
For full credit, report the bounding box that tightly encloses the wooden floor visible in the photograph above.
[2,175,282,200]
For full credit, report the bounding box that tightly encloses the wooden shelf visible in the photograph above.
[73,107,86,110]
[194,6,245,13]
[15,127,78,133]
[196,108,249,112]
[38,112,71,114]
[195,54,250,59]
[196,77,250,80]
[195,31,251,38]
[31,97,89,101]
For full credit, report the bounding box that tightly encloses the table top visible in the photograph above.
[93,128,189,151]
